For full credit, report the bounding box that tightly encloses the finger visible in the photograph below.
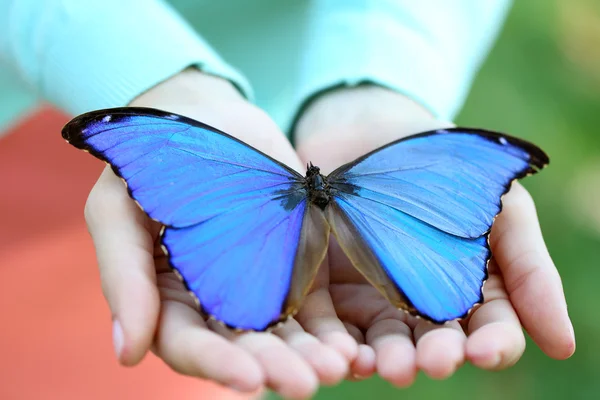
[154,301,263,392]
[331,283,413,383]
[343,322,365,344]
[350,344,377,380]
[341,323,376,381]
[466,268,526,370]
[295,262,359,363]
[227,329,319,400]
[491,183,575,359]
[414,321,466,380]
[366,310,417,388]
[273,319,348,386]
[85,167,160,365]
[155,268,199,307]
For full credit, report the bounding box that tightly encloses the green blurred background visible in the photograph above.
[281,0,600,398]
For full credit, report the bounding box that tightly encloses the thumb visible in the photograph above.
[85,166,161,365]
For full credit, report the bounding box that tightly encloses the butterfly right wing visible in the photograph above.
[326,128,548,323]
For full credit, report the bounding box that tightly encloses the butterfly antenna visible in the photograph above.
[309,161,314,168]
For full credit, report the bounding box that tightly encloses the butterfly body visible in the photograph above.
[62,107,548,331]
[305,164,331,210]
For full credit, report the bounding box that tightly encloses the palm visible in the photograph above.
[292,86,574,382]
[295,126,520,382]
[86,94,358,399]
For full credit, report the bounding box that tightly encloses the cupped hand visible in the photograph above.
[293,85,576,386]
[84,70,358,399]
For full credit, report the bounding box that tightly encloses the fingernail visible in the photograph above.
[470,350,501,369]
[228,385,245,393]
[112,319,124,361]
[488,353,502,369]
[567,322,577,355]
[228,383,257,393]
[569,321,576,341]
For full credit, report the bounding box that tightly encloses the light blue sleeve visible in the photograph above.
[292,0,512,125]
[0,0,253,116]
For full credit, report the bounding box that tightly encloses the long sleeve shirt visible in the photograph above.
[0,0,511,134]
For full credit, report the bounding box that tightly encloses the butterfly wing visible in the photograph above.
[62,107,329,331]
[326,128,549,323]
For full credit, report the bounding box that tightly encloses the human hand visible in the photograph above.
[293,85,576,385]
[84,70,358,399]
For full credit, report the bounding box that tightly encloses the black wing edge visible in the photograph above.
[327,127,550,179]
[61,106,304,179]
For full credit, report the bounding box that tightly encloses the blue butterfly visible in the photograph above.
[62,108,548,331]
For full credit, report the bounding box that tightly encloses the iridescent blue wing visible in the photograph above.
[327,128,549,323]
[62,107,329,331]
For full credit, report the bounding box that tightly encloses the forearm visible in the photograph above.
[0,0,252,115]
[128,68,244,107]
[290,0,512,130]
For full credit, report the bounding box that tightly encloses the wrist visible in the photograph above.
[294,85,449,145]
[129,68,245,108]
[293,85,453,172]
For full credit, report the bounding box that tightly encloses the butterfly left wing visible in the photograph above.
[62,107,329,331]
[326,128,549,323]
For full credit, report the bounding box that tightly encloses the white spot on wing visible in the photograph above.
[166,114,180,120]
[499,137,508,145]
[102,115,112,123]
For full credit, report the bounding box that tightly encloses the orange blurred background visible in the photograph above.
[0,107,249,400]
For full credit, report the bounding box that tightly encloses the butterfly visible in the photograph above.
[62,107,549,332]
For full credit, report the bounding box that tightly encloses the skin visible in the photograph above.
[84,70,575,399]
